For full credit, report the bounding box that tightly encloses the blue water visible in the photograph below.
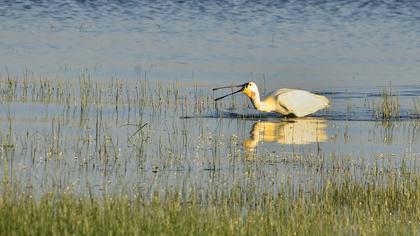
[1,0,420,88]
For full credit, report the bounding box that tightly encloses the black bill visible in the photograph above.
[212,83,248,91]
[214,87,244,101]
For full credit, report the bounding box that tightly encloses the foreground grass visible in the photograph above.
[1,174,420,236]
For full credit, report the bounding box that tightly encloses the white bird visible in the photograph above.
[214,82,330,117]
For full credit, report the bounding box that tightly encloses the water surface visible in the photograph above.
[1,0,420,88]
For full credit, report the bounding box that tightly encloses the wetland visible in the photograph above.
[1,0,420,235]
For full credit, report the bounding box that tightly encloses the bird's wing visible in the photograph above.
[272,89,330,117]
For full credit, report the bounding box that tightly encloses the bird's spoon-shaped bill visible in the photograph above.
[212,83,248,91]
[214,88,244,101]
[213,83,248,101]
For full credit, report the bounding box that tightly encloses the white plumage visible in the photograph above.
[214,82,330,117]
[262,88,330,117]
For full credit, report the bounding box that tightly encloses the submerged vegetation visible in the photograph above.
[0,72,419,235]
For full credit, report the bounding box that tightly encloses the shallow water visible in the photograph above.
[0,1,420,198]
[0,78,418,198]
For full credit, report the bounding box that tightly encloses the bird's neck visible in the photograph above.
[249,91,263,111]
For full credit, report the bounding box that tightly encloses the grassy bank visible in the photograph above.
[1,173,419,236]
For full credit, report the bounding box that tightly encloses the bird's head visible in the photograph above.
[241,82,258,99]
[213,81,258,101]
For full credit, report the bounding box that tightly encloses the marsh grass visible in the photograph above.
[1,167,420,235]
[411,97,420,120]
[372,86,400,121]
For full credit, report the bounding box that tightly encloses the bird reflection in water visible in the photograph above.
[243,119,328,151]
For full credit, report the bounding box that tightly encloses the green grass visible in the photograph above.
[372,86,401,121]
[1,172,420,236]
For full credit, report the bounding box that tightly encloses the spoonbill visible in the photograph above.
[213,82,330,117]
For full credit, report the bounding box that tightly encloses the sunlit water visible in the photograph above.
[0,1,420,198]
[1,0,420,87]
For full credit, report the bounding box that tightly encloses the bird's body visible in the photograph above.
[249,87,330,117]
[214,82,330,117]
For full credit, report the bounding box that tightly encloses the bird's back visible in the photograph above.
[264,88,330,117]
